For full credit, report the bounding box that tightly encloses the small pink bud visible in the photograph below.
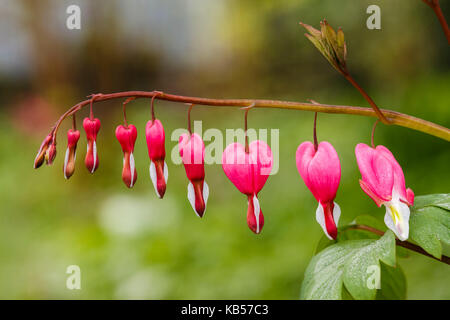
[63,129,80,179]
[222,141,273,234]
[34,133,53,168]
[296,141,341,240]
[45,142,57,165]
[146,119,168,198]
[116,124,138,188]
[179,133,209,217]
[83,117,101,174]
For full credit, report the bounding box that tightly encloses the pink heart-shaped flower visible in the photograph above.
[222,140,273,234]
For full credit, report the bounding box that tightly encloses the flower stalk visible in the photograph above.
[422,0,450,44]
[347,224,450,265]
[42,91,450,150]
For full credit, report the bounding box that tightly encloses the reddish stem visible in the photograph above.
[72,114,77,131]
[348,224,450,265]
[344,74,390,124]
[46,91,450,143]
[187,104,194,134]
[313,112,318,151]
[371,119,379,148]
[423,0,450,44]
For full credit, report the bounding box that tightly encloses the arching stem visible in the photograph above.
[46,91,450,144]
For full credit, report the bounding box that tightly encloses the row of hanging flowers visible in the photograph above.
[34,94,415,241]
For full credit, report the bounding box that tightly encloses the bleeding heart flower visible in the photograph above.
[63,129,80,179]
[296,141,341,240]
[146,119,168,198]
[116,124,138,188]
[222,140,273,234]
[355,143,414,241]
[179,133,209,217]
[83,117,101,174]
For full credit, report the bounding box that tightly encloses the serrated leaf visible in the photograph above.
[409,195,450,258]
[301,231,396,300]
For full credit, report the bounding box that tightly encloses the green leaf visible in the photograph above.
[413,194,450,211]
[409,194,450,259]
[301,231,396,300]
[376,263,406,300]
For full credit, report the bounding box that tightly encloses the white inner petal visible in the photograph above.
[253,195,260,234]
[129,153,135,188]
[315,202,340,240]
[333,202,341,227]
[91,141,97,173]
[384,197,410,241]
[203,181,209,209]
[63,147,70,180]
[149,161,160,198]
[163,161,169,183]
[187,182,199,217]
[315,204,327,238]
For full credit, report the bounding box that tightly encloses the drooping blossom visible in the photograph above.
[179,133,209,217]
[63,129,80,179]
[83,117,101,173]
[146,119,168,198]
[296,141,341,240]
[355,143,414,241]
[222,140,273,234]
[116,124,138,188]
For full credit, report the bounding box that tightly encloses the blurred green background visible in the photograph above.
[0,0,448,299]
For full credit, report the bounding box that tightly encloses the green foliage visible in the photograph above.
[409,194,450,259]
[301,231,399,300]
[375,263,407,300]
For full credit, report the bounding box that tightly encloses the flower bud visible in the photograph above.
[63,129,80,179]
[146,119,168,198]
[34,133,53,169]
[115,124,138,188]
[83,117,101,174]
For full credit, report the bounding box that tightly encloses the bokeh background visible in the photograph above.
[0,0,448,299]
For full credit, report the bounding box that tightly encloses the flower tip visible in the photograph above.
[34,155,45,169]
[406,188,415,206]
[157,184,166,199]
[247,195,264,234]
